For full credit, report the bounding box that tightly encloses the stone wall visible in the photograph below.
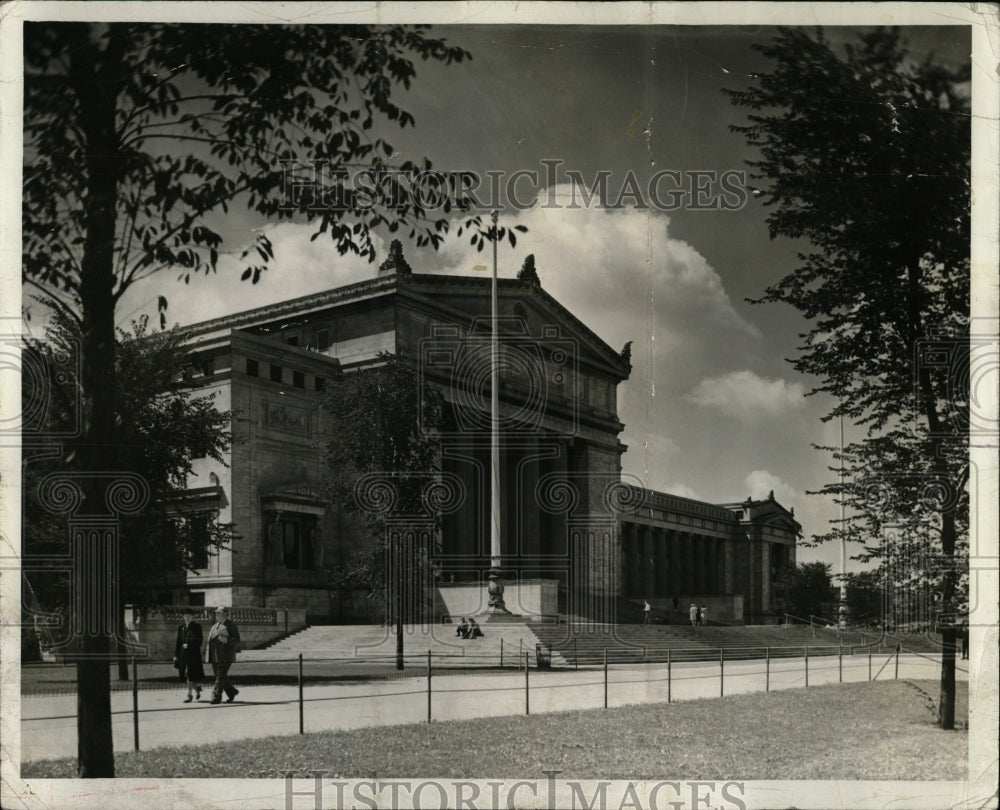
[123,605,308,661]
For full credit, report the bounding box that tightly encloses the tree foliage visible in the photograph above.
[727,26,970,728]
[771,562,836,621]
[320,354,444,612]
[22,316,237,617]
[23,21,484,774]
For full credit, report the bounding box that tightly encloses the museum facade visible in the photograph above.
[161,243,799,625]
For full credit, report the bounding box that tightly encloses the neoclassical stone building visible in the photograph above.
[166,244,799,624]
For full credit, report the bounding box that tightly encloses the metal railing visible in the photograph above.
[22,640,963,754]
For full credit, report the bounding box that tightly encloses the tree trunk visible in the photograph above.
[69,24,125,778]
[937,507,958,730]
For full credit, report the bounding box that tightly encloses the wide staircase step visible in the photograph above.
[250,623,559,667]
[527,622,901,666]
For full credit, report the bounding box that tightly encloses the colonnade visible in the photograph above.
[620,521,730,598]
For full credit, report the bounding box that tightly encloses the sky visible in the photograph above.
[103,22,973,575]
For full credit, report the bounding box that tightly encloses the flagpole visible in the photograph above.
[487,210,507,612]
[839,411,848,629]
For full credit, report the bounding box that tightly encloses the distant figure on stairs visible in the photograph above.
[689,603,698,626]
[468,618,483,639]
[700,604,709,626]
[672,595,679,612]
[456,618,470,639]
[643,599,651,625]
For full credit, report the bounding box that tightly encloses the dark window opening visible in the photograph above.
[316,328,330,351]
[315,376,325,392]
[267,513,318,570]
[270,364,282,383]
[286,335,299,347]
[188,592,206,607]
[293,370,305,388]
[246,359,259,377]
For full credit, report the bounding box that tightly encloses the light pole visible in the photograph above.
[486,210,508,614]
[839,412,848,629]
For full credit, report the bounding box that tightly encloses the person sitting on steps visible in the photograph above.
[456,617,470,639]
[468,618,483,639]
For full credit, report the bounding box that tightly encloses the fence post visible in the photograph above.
[603,649,608,709]
[894,643,900,679]
[719,648,724,697]
[427,650,432,722]
[765,647,770,693]
[839,645,843,683]
[524,651,530,715]
[298,654,304,735]
[519,638,523,670]
[500,637,504,670]
[667,648,672,703]
[868,646,872,681]
[574,637,578,670]
[131,656,139,751]
[804,646,809,687]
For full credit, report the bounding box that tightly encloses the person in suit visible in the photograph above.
[468,618,483,639]
[173,609,205,702]
[207,606,241,704]
[456,618,470,639]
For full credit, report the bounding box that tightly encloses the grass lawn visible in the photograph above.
[21,679,967,780]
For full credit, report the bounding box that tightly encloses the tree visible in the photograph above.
[320,354,444,670]
[23,21,494,775]
[726,27,970,728]
[22,316,237,675]
[771,562,836,621]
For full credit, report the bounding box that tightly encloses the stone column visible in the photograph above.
[620,522,633,597]
[642,524,654,598]
[668,530,681,598]
[654,527,667,597]
[692,535,704,595]
[680,533,693,597]
[705,538,717,595]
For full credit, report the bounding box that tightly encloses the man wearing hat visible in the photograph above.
[207,606,241,703]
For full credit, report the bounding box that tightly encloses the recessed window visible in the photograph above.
[316,328,330,351]
[246,359,259,377]
[270,364,282,383]
[293,370,305,389]
[315,376,326,392]
[286,335,299,347]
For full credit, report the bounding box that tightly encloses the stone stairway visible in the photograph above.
[249,622,561,667]
[528,622,890,666]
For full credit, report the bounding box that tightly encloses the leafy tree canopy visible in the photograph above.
[727,26,970,728]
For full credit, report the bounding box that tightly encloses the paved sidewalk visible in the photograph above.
[20,652,961,763]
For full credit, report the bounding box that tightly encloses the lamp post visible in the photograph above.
[839,412,848,629]
[486,210,508,613]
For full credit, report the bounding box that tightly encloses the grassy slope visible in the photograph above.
[21,679,967,780]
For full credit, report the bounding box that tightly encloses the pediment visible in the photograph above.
[398,275,631,380]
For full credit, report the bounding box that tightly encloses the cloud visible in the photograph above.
[741,469,797,506]
[661,482,703,502]
[685,370,805,422]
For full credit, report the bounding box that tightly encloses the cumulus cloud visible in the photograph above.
[741,470,797,506]
[685,370,805,422]
[662,482,703,501]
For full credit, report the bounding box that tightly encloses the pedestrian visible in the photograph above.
[172,609,205,703]
[456,617,469,639]
[700,603,709,626]
[672,595,679,612]
[689,603,698,626]
[207,606,241,704]
[643,599,651,625]
[468,617,483,639]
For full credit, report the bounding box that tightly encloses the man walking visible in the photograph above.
[643,599,652,625]
[208,606,241,704]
